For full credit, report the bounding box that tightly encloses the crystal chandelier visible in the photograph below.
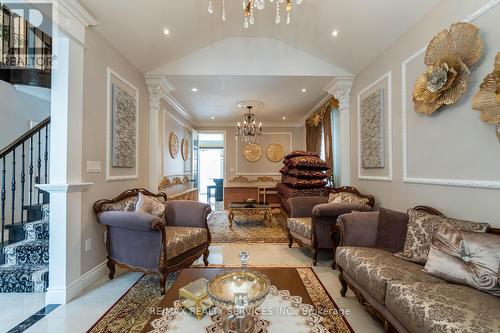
[236,106,263,143]
[208,0,304,28]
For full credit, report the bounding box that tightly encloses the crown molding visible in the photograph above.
[194,120,304,128]
[145,74,193,121]
[57,0,97,26]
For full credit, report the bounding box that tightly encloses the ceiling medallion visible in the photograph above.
[208,0,303,28]
[235,102,263,144]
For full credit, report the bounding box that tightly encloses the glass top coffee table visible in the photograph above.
[227,202,273,230]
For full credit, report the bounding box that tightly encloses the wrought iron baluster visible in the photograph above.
[1,157,6,247]
[21,142,25,224]
[29,136,33,205]
[44,125,49,183]
[11,148,16,225]
[37,131,41,204]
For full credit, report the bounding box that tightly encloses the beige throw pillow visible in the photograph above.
[424,223,500,296]
[328,192,370,205]
[394,209,490,264]
[135,193,166,218]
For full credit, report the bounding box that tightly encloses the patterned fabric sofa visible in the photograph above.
[93,188,212,294]
[335,207,500,333]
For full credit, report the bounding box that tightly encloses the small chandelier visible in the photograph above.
[236,106,263,143]
[208,0,304,28]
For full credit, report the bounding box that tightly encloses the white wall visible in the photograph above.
[350,0,500,226]
[0,81,50,148]
[81,27,150,274]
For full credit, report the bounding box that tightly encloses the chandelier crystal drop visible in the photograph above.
[208,0,303,28]
[235,106,263,144]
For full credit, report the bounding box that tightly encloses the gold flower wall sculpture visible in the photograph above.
[472,52,500,140]
[413,22,483,115]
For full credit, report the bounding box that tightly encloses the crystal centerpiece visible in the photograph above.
[207,270,271,333]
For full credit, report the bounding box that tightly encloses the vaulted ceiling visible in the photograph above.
[79,0,440,123]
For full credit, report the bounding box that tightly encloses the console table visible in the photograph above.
[161,184,198,201]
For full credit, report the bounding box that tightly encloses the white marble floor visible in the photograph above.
[1,244,383,333]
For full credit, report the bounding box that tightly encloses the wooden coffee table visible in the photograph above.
[142,267,312,332]
[227,202,273,230]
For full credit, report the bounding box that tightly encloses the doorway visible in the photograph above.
[198,132,225,211]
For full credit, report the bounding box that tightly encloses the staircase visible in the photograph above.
[0,118,51,293]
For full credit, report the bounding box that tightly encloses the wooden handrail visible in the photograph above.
[0,116,50,159]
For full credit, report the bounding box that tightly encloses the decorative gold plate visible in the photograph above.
[169,132,179,158]
[266,143,284,162]
[243,144,262,162]
[181,138,190,161]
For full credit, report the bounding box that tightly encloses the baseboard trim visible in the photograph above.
[44,261,108,305]
[81,261,108,291]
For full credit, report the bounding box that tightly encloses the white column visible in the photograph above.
[37,0,95,304]
[325,77,354,187]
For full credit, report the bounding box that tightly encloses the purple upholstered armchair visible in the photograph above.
[93,188,211,294]
[286,186,374,266]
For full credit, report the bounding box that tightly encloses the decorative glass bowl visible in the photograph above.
[207,270,271,333]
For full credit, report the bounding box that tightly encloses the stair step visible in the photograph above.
[3,239,49,265]
[23,205,43,222]
[3,223,26,244]
[24,220,49,241]
[0,264,48,293]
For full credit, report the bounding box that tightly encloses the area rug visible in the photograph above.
[208,211,289,243]
[86,268,353,333]
[86,274,177,333]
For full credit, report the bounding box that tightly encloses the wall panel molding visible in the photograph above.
[401,0,500,189]
[357,71,392,182]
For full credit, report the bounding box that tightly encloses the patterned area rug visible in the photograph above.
[86,274,177,333]
[208,211,289,243]
[87,268,353,333]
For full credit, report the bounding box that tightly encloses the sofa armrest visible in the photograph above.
[337,211,380,247]
[312,202,372,217]
[288,196,328,218]
[164,201,211,228]
[97,211,163,232]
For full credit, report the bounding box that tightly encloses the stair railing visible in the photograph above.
[0,116,50,249]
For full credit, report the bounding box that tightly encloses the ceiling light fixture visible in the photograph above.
[163,28,170,35]
[282,116,286,120]
[208,0,304,28]
[332,29,339,37]
[211,116,215,120]
[301,88,307,93]
[236,105,263,143]
[191,88,198,92]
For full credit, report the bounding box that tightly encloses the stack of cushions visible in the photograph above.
[276,151,330,214]
[100,192,167,221]
[374,207,500,296]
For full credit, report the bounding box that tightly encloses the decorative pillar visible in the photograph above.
[325,77,354,187]
[37,0,95,304]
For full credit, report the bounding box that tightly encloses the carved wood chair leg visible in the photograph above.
[203,248,210,266]
[312,249,318,266]
[339,270,348,297]
[107,259,115,280]
[384,320,398,333]
[288,234,293,248]
[159,270,167,295]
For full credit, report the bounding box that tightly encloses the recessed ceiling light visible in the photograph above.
[211,116,215,120]
[332,29,339,37]
[301,88,307,93]
[163,28,170,36]
[282,116,286,120]
[191,88,198,92]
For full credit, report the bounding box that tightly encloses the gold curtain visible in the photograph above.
[305,97,338,172]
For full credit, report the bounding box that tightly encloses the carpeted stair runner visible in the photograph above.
[0,220,49,293]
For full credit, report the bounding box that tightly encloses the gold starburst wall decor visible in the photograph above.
[472,52,500,140]
[413,22,483,115]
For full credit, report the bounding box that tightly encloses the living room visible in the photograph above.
[0,0,499,332]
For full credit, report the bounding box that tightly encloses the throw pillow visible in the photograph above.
[328,192,370,206]
[376,208,409,253]
[424,223,500,296]
[394,209,490,264]
[284,150,319,159]
[279,165,289,175]
[281,175,327,189]
[285,156,329,171]
[135,193,166,218]
[286,168,328,179]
